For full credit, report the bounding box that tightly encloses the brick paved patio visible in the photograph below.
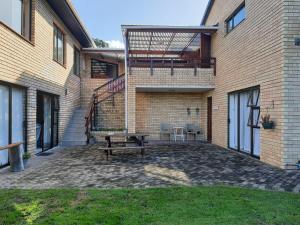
[0,143,300,192]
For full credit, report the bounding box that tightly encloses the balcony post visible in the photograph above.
[150,59,153,76]
[171,59,174,76]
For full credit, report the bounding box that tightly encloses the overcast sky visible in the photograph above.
[71,0,209,48]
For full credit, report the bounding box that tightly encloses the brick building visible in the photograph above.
[1,0,300,169]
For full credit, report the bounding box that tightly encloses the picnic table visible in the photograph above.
[97,133,149,160]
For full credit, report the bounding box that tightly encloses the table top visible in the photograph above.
[99,133,149,137]
[0,142,24,151]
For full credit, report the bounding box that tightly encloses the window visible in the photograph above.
[91,59,118,78]
[0,0,32,40]
[74,48,80,76]
[226,3,245,33]
[53,24,65,65]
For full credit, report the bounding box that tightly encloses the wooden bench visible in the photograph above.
[98,146,145,160]
[0,142,24,172]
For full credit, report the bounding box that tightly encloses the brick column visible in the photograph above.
[127,85,136,133]
[27,87,37,155]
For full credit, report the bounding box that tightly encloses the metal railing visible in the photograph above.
[129,57,216,76]
[85,74,125,143]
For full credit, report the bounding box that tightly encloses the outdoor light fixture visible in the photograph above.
[65,89,68,96]
[187,108,191,116]
[295,38,300,46]
[196,108,200,116]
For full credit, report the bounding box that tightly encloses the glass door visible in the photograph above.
[43,95,52,150]
[0,85,9,166]
[228,87,261,157]
[0,84,26,167]
[229,93,238,149]
[12,87,25,153]
[239,92,251,153]
[52,97,59,147]
[36,92,59,152]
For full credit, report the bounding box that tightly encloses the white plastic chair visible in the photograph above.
[173,127,185,142]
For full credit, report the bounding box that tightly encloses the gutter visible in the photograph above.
[201,0,215,25]
[65,0,95,47]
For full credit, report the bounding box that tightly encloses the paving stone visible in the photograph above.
[0,143,300,192]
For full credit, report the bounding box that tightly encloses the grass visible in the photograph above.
[0,186,299,225]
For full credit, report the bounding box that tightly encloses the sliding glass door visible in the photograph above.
[36,92,59,152]
[0,83,26,167]
[228,87,260,157]
[0,85,9,166]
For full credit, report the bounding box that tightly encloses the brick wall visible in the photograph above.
[0,0,83,154]
[136,92,206,140]
[282,0,300,168]
[80,55,125,108]
[127,67,215,135]
[204,0,285,167]
[95,91,125,130]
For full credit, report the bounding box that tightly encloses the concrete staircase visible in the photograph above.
[61,108,87,147]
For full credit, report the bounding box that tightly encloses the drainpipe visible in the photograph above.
[124,31,129,131]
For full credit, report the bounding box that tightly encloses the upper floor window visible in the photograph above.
[91,59,118,79]
[226,3,245,33]
[0,0,32,41]
[74,47,80,76]
[53,24,65,65]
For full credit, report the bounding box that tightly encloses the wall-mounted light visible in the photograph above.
[196,108,200,116]
[65,89,68,96]
[187,108,191,116]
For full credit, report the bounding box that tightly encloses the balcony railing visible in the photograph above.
[128,57,216,76]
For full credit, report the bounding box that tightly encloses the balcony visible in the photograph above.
[122,25,218,92]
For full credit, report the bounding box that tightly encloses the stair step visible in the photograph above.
[64,132,85,137]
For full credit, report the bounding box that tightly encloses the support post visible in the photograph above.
[150,59,153,76]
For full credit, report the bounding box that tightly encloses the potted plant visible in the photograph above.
[23,152,31,168]
[261,113,274,129]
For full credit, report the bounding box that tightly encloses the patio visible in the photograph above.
[0,143,300,192]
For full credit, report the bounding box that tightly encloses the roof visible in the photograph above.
[122,25,218,58]
[46,0,95,48]
[82,48,125,60]
[201,0,215,25]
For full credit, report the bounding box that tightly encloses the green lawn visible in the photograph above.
[0,186,300,225]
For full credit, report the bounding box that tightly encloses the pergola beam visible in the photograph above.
[122,25,218,34]
[129,50,183,55]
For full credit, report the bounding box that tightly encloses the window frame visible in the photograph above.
[0,0,34,45]
[225,2,246,34]
[53,23,66,67]
[73,47,81,76]
[227,86,260,158]
[91,59,119,79]
[0,81,28,168]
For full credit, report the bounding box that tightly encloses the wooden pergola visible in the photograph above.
[121,25,218,74]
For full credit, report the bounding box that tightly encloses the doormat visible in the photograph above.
[37,152,53,157]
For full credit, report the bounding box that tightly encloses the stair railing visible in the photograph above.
[85,74,125,143]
